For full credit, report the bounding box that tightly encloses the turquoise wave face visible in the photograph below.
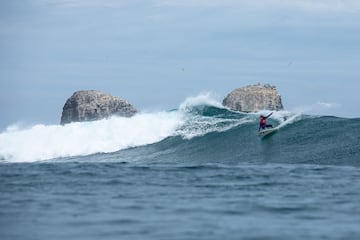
[63,105,360,167]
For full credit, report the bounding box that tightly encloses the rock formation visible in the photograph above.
[222,84,284,112]
[60,90,137,124]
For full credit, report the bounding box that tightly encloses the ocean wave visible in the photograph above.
[0,93,235,162]
[0,111,184,162]
[1,94,358,164]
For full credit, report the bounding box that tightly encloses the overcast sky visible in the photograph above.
[1,0,359,129]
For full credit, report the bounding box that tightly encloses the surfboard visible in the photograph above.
[258,127,278,137]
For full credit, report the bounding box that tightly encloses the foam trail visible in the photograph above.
[176,117,251,140]
[0,112,184,162]
[252,110,304,130]
[275,112,303,128]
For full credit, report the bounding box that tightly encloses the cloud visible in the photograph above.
[34,0,135,8]
[156,0,360,12]
[32,0,360,12]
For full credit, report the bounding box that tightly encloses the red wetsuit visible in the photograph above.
[260,117,267,128]
[259,113,273,130]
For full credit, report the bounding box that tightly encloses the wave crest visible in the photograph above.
[0,112,183,162]
[0,94,322,163]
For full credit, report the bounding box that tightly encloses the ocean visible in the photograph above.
[1,95,360,240]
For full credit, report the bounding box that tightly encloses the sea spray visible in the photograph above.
[177,93,251,139]
[251,110,304,130]
[179,92,224,112]
[291,101,340,117]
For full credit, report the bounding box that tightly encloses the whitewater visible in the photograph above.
[0,111,184,162]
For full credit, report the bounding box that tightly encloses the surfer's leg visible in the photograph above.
[266,124,273,128]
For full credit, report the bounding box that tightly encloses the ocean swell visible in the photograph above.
[1,94,359,165]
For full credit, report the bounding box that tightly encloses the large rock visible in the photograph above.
[60,90,137,124]
[222,84,284,112]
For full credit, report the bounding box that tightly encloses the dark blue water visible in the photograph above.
[1,105,360,239]
[1,162,360,240]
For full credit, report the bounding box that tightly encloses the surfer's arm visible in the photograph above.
[266,112,273,118]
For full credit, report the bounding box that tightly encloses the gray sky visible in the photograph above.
[1,0,359,130]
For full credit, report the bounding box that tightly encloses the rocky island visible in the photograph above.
[60,90,137,125]
[222,84,284,112]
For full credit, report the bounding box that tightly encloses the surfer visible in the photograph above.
[259,112,273,131]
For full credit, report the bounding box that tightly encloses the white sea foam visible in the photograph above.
[176,115,250,140]
[177,93,250,139]
[0,112,184,162]
[252,110,304,130]
[179,92,224,112]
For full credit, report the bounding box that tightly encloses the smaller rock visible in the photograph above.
[60,90,137,125]
[222,84,284,112]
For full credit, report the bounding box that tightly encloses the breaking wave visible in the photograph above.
[0,94,359,165]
